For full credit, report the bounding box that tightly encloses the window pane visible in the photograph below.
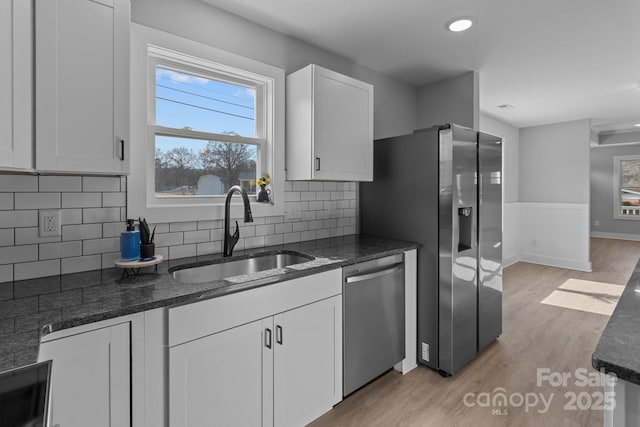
[155,135,257,197]
[620,159,640,216]
[155,67,256,137]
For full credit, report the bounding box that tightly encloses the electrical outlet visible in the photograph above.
[327,200,338,218]
[39,210,61,237]
[421,342,430,362]
[595,220,600,227]
[284,204,301,221]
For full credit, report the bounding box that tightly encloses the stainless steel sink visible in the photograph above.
[171,251,314,284]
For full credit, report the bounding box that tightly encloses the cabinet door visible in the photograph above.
[35,0,129,174]
[169,318,273,427]
[38,322,131,427]
[313,67,373,181]
[273,295,342,427]
[0,0,32,170]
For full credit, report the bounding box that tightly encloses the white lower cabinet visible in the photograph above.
[38,322,131,427]
[168,269,343,427]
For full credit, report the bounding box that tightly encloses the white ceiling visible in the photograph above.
[201,0,640,133]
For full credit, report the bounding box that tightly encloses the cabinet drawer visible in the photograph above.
[168,268,341,347]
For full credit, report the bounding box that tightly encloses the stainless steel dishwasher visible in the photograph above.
[343,253,405,396]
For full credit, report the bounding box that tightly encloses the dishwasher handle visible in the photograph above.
[345,264,404,284]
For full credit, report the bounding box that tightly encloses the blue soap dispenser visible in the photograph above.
[120,219,140,261]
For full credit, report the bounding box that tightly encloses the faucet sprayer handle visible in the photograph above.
[233,221,240,239]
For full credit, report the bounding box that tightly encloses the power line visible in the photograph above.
[156,73,255,107]
[156,96,255,121]
[156,83,254,111]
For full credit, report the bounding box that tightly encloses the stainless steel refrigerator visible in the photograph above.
[360,123,503,375]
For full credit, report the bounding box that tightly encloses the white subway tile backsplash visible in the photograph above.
[155,232,183,247]
[264,234,283,246]
[83,207,121,224]
[283,232,300,244]
[169,244,196,260]
[0,194,14,210]
[14,193,60,210]
[0,174,359,282]
[292,221,308,232]
[0,265,13,283]
[245,236,265,249]
[323,182,337,191]
[39,176,82,192]
[285,192,300,202]
[61,209,83,225]
[83,176,120,192]
[15,228,61,245]
[275,223,292,234]
[62,224,102,241]
[82,238,119,255]
[62,193,102,208]
[238,225,256,238]
[292,182,308,192]
[0,175,37,192]
[184,230,210,244]
[301,192,316,201]
[61,255,101,275]
[255,224,275,236]
[103,222,125,238]
[0,245,38,265]
[0,211,38,229]
[102,192,126,207]
[266,216,284,224]
[170,221,198,232]
[308,181,324,191]
[101,252,120,267]
[14,260,60,281]
[0,229,14,247]
[196,241,220,256]
[39,242,82,260]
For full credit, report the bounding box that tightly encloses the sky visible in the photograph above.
[154,66,257,162]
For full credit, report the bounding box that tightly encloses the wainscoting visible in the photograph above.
[504,202,592,272]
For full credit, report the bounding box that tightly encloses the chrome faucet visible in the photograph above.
[223,185,254,257]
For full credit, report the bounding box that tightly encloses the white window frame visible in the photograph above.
[613,154,640,220]
[129,24,284,223]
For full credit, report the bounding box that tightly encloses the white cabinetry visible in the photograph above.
[35,0,130,174]
[0,0,32,170]
[168,269,343,427]
[38,322,131,427]
[286,64,373,181]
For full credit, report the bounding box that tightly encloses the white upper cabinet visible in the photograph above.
[35,0,130,174]
[0,1,33,171]
[286,64,373,181]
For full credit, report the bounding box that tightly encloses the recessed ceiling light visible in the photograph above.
[447,18,475,32]
[498,104,515,110]
[634,123,640,127]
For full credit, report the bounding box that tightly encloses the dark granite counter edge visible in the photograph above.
[43,237,419,336]
[592,259,640,385]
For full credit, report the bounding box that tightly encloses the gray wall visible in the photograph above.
[591,144,640,237]
[519,119,591,203]
[479,114,519,203]
[131,0,417,139]
[416,71,478,130]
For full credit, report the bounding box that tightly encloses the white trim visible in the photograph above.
[129,23,285,223]
[613,155,640,221]
[591,231,640,242]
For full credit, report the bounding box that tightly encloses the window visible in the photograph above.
[614,155,640,219]
[153,65,261,198]
[129,24,284,223]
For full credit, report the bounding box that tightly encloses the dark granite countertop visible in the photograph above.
[0,235,417,372]
[592,259,640,385]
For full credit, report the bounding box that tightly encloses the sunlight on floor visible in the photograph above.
[540,278,624,316]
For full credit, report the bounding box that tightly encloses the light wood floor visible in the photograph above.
[309,238,640,427]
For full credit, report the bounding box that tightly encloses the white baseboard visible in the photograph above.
[520,253,592,272]
[591,231,640,241]
[502,255,519,268]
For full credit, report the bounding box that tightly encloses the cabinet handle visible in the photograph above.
[265,328,272,349]
[276,325,283,345]
[315,157,321,171]
[119,139,125,161]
